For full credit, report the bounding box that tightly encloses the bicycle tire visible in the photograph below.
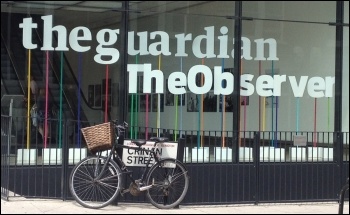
[69,156,122,209]
[145,158,189,209]
[338,182,349,214]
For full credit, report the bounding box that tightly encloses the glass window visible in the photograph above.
[1,1,348,164]
[1,1,122,152]
[242,1,337,133]
[243,1,336,23]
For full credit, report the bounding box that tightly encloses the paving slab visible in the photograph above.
[1,197,348,214]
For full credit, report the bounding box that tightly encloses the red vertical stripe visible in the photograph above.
[105,65,109,122]
[44,51,49,148]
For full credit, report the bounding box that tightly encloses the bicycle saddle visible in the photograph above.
[149,137,169,142]
[131,139,147,147]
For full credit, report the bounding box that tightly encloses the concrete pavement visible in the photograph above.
[1,197,348,214]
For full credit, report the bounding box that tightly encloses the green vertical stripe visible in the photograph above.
[135,54,139,138]
[175,95,178,141]
[130,95,134,138]
[135,93,138,138]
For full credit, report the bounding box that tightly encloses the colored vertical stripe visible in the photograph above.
[174,95,178,141]
[262,97,266,131]
[130,93,134,138]
[296,96,300,149]
[261,62,265,132]
[197,59,205,148]
[238,59,243,147]
[26,50,31,149]
[179,93,183,134]
[130,55,137,139]
[222,95,226,147]
[313,98,317,147]
[200,72,204,147]
[242,60,247,147]
[44,51,49,148]
[135,86,138,138]
[104,65,109,122]
[258,61,261,132]
[273,61,278,147]
[174,57,183,141]
[77,53,82,148]
[157,55,161,136]
[271,96,274,147]
[327,98,330,131]
[270,61,274,147]
[274,97,278,147]
[179,57,184,139]
[134,55,138,139]
[146,93,149,140]
[58,52,64,148]
[296,98,300,132]
[221,59,225,147]
[197,91,200,148]
[243,96,247,130]
[143,54,149,140]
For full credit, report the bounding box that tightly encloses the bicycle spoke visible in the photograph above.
[146,159,189,209]
[69,156,121,209]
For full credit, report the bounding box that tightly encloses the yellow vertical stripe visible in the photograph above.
[201,59,204,147]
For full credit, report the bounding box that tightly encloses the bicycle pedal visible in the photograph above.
[120,188,129,196]
[139,184,153,192]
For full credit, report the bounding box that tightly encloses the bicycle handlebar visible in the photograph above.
[111,119,128,134]
[111,120,169,143]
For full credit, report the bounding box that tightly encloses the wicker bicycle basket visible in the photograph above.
[81,122,114,153]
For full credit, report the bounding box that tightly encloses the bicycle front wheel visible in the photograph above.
[69,156,122,209]
[145,158,189,209]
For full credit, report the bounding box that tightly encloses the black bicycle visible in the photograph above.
[69,119,189,209]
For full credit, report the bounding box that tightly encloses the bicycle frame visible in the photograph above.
[114,142,162,183]
[94,122,162,186]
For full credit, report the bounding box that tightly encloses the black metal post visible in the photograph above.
[253,131,260,205]
[233,1,242,162]
[119,1,129,123]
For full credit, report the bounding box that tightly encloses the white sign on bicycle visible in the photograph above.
[122,140,178,167]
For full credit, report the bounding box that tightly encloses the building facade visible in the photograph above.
[2,0,349,159]
[1,1,349,204]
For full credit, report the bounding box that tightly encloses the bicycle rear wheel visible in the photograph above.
[69,156,122,209]
[145,158,189,209]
